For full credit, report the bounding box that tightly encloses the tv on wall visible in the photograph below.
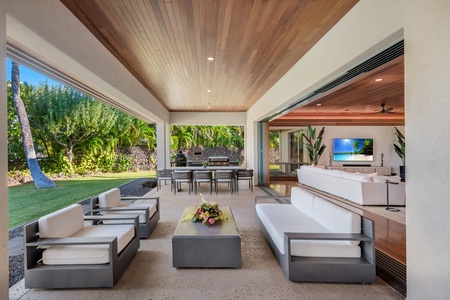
[333,138,374,162]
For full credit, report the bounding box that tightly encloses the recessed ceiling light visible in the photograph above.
[375,78,383,82]
[316,103,322,106]
[207,89,212,93]
[207,57,215,61]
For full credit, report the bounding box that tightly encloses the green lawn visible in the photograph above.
[8,171,155,229]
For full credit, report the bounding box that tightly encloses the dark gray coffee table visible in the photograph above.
[172,206,241,268]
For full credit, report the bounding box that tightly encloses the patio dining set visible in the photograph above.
[156,168,254,195]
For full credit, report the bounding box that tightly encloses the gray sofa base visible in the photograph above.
[24,216,140,289]
[91,196,160,239]
[255,197,376,283]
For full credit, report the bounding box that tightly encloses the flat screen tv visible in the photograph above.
[333,138,374,162]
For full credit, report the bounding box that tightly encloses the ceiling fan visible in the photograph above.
[378,103,394,113]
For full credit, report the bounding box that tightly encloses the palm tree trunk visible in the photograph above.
[11,61,56,189]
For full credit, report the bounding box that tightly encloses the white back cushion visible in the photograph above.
[98,188,121,207]
[308,167,325,174]
[290,187,315,217]
[372,175,401,183]
[323,169,343,177]
[341,171,373,182]
[312,197,361,244]
[38,204,84,238]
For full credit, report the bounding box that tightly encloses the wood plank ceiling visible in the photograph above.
[60,0,359,113]
[60,0,404,126]
[270,55,405,127]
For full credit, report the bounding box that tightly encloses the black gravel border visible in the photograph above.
[8,178,155,288]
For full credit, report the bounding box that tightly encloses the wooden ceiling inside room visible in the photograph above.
[269,55,405,127]
[60,0,359,112]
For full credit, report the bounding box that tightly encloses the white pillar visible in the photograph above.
[280,131,290,173]
[245,119,258,184]
[156,122,171,169]
[406,1,450,299]
[0,0,9,296]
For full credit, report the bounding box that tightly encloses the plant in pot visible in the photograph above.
[393,127,405,181]
[301,126,326,165]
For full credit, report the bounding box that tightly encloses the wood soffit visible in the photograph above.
[60,0,403,126]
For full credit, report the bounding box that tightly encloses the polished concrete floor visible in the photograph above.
[10,181,404,300]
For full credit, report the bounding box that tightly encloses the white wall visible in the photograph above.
[0,0,8,297]
[314,126,404,175]
[405,1,450,299]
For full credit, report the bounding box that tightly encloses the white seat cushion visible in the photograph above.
[256,203,360,257]
[42,224,135,265]
[103,200,157,224]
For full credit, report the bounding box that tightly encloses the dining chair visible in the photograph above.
[193,170,214,195]
[172,170,193,195]
[215,170,235,195]
[236,169,254,192]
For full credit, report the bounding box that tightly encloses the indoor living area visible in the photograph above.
[2,1,450,300]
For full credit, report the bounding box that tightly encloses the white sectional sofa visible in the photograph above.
[297,166,405,206]
[24,204,140,288]
[255,187,376,283]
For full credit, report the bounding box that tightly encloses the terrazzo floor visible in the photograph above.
[10,181,404,300]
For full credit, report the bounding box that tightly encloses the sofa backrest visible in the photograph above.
[98,188,121,207]
[340,172,373,182]
[312,197,361,238]
[372,175,401,183]
[290,187,315,217]
[38,204,84,238]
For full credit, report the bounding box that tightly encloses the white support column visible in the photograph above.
[406,1,450,298]
[156,122,171,170]
[280,131,289,174]
[165,123,171,167]
[0,0,9,296]
[245,119,257,184]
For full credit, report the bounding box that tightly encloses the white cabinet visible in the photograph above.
[328,166,391,175]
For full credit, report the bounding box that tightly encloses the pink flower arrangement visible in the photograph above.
[185,194,225,226]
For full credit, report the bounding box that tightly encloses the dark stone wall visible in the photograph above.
[118,146,156,171]
[179,146,244,163]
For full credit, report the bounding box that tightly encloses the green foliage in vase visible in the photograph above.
[301,126,326,165]
[394,127,405,166]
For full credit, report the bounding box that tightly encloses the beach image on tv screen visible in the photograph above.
[333,138,374,161]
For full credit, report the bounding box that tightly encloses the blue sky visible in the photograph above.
[6,58,61,86]
[333,138,364,153]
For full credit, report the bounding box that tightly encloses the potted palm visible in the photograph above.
[393,127,405,181]
[301,126,326,165]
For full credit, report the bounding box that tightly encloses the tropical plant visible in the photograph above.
[11,61,56,189]
[301,126,326,165]
[394,127,405,165]
[170,125,244,150]
[29,84,118,166]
